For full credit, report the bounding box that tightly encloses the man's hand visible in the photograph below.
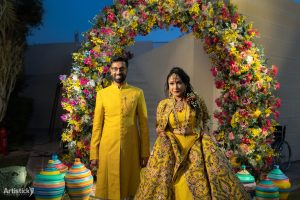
[141,157,149,168]
[90,159,99,170]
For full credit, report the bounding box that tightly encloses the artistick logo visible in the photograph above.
[2,187,34,197]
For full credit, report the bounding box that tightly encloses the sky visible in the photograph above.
[27,0,182,45]
[27,0,300,45]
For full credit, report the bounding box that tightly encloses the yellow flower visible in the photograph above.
[92,45,100,53]
[189,4,200,15]
[91,37,104,46]
[62,132,72,142]
[83,67,90,73]
[129,8,135,16]
[250,128,261,137]
[253,109,261,118]
[76,141,84,149]
[104,56,111,63]
[255,154,262,161]
[265,76,272,82]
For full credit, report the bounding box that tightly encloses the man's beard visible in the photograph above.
[113,74,126,83]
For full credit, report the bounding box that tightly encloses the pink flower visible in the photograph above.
[229,132,235,140]
[83,89,90,96]
[210,67,218,77]
[225,150,234,158]
[215,98,222,107]
[119,0,126,5]
[272,65,278,76]
[266,119,271,127]
[231,23,237,30]
[122,10,130,19]
[275,82,280,90]
[246,73,252,83]
[274,111,280,119]
[100,27,114,35]
[84,57,92,66]
[244,41,252,49]
[275,98,281,108]
[60,114,68,122]
[230,63,239,74]
[229,89,238,101]
[80,78,89,85]
[215,80,225,89]
[103,65,109,73]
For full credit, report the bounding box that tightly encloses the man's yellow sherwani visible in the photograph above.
[90,83,150,199]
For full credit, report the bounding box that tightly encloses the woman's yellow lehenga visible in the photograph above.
[135,98,250,200]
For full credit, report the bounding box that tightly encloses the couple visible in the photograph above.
[90,56,250,200]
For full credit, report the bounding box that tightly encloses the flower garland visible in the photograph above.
[60,0,280,175]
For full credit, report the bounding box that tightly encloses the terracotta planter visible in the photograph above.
[33,160,65,200]
[65,158,93,200]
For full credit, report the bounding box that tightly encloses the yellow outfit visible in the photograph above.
[135,97,250,200]
[90,83,150,200]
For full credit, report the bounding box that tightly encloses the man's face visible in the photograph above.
[110,61,128,84]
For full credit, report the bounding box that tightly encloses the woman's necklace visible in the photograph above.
[174,98,184,112]
[173,100,191,135]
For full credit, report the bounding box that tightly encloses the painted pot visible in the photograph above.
[236,165,256,197]
[267,165,291,200]
[256,177,279,200]
[65,158,93,200]
[33,160,65,200]
[52,153,68,176]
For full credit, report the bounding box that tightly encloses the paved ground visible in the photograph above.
[1,137,300,199]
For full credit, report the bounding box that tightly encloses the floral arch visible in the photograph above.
[60,0,280,175]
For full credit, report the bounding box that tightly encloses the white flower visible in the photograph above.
[245,55,253,64]
[72,74,78,81]
[74,86,81,92]
[68,141,76,149]
[88,80,95,87]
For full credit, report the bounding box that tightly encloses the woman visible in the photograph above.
[135,67,250,200]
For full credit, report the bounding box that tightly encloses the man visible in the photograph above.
[90,56,150,200]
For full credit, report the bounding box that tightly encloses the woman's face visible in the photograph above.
[168,73,186,99]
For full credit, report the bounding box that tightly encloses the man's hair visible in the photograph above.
[111,56,129,68]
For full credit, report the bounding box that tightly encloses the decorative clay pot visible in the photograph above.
[65,158,93,200]
[256,177,279,200]
[52,153,68,176]
[33,160,65,200]
[236,165,256,197]
[267,165,291,200]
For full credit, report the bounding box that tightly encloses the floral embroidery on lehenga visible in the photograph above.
[135,97,250,200]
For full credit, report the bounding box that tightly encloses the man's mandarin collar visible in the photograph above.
[112,82,128,89]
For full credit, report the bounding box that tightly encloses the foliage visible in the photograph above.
[0,0,43,122]
[60,0,280,175]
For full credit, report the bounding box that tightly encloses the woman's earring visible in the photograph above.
[169,91,172,97]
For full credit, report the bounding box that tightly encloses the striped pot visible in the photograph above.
[65,158,93,200]
[33,160,65,200]
[256,177,279,200]
[236,165,256,197]
[267,165,291,200]
[52,153,68,176]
